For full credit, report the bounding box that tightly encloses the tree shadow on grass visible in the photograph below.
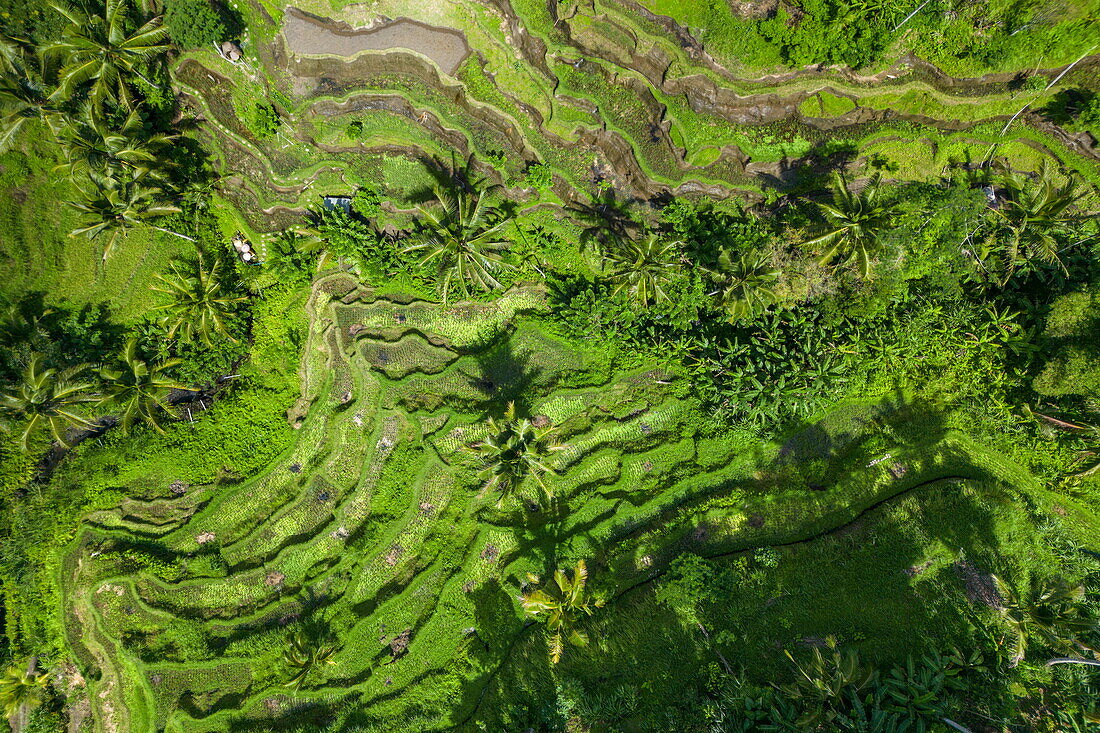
[452,579,558,732]
[466,332,543,419]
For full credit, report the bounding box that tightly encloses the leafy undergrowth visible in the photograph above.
[56,275,1092,731]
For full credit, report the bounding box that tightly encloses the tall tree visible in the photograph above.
[151,255,246,345]
[803,172,897,278]
[45,0,170,111]
[0,661,49,729]
[0,353,98,449]
[405,183,514,302]
[521,559,604,663]
[98,338,188,433]
[707,249,781,322]
[470,401,562,506]
[989,162,1093,283]
[69,173,184,258]
[0,64,63,151]
[57,106,176,184]
[603,231,683,306]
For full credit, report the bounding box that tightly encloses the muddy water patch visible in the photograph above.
[283,8,469,76]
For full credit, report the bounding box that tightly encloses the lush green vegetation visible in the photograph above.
[0,0,1098,730]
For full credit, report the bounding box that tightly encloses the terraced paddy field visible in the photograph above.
[53,275,1098,731]
[3,0,1099,731]
[167,0,1100,239]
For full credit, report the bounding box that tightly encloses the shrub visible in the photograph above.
[164,0,227,49]
[753,547,781,568]
[242,101,280,139]
[523,163,553,190]
[351,187,383,219]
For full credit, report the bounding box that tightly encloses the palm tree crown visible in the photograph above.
[0,662,49,720]
[708,248,781,322]
[152,255,247,346]
[521,559,604,663]
[57,106,176,184]
[98,338,189,433]
[283,629,337,691]
[0,353,98,449]
[992,162,1092,283]
[405,183,514,302]
[69,173,182,258]
[472,401,562,505]
[0,65,63,151]
[45,0,170,111]
[603,231,683,306]
[803,172,897,278]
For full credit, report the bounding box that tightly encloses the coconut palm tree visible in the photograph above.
[471,401,563,505]
[57,106,176,184]
[405,183,514,302]
[0,33,24,74]
[0,353,98,449]
[45,0,170,111]
[69,173,185,258]
[264,229,321,283]
[994,575,1095,665]
[521,559,604,663]
[0,660,49,727]
[0,66,64,151]
[603,231,683,306]
[707,249,780,322]
[990,162,1093,284]
[98,338,189,433]
[283,629,336,691]
[803,172,897,278]
[565,187,640,254]
[152,255,247,346]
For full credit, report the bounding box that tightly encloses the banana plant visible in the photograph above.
[778,636,875,728]
[0,660,49,723]
[993,574,1095,665]
[1024,407,1100,478]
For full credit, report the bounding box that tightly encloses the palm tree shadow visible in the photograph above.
[467,334,542,419]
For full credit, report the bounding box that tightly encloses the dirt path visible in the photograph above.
[283,8,470,75]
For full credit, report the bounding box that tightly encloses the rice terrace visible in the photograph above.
[0,0,1099,730]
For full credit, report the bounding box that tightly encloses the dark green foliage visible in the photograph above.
[163,0,227,50]
[523,162,553,190]
[350,186,382,220]
[688,309,852,425]
[242,101,280,139]
[263,231,319,285]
